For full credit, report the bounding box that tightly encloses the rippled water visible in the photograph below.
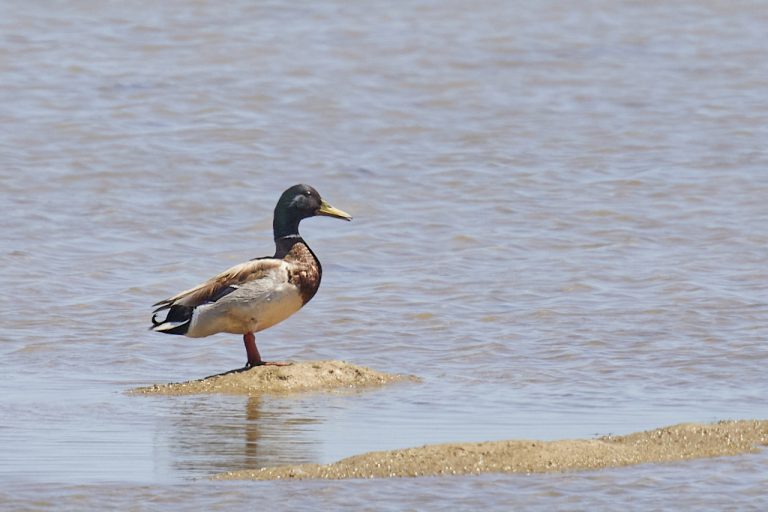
[2,0,767,509]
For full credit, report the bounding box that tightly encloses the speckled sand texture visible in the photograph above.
[214,420,768,480]
[131,360,415,395]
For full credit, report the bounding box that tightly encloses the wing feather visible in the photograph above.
[152,258,286,311]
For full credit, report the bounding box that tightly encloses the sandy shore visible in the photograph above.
[214,420,768,480]
[130,360,415,395]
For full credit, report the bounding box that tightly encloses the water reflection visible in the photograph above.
[165,395,321,478]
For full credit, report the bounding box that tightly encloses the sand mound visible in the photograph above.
[131,360,415,395]
[214,420,768,480]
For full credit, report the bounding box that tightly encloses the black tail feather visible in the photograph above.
[150,304,194,335]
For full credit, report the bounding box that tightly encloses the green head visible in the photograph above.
[273,184,352,239]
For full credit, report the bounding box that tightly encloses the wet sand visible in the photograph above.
[214,420,768,480]
[131,360,416,395]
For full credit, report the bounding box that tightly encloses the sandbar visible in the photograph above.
[214,420,768,480]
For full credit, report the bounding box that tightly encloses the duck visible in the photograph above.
[150,184,352,368]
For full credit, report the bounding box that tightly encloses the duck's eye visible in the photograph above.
[305,190,312,196]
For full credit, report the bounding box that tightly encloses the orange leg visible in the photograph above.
[243,333,262,367]
[242,333,292,368]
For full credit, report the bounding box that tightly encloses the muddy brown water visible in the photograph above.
[1,0,767,509]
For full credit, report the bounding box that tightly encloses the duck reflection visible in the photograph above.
[164,394,321,478]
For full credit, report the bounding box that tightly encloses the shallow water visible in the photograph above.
[1,0,767,509]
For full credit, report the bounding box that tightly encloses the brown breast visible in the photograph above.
[284,241,322,305]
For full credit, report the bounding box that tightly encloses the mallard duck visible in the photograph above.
[151,184,352,367]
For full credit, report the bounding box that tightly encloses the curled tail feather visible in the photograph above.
[151,304,194,335]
